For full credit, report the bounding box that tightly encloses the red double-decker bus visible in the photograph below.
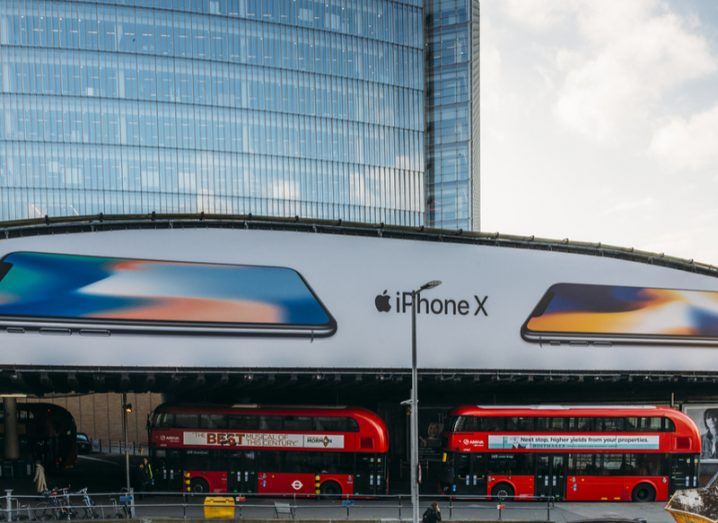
[148,404,388,496]
[441,405,700,502]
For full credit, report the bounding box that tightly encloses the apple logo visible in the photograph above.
[375,290,391,312]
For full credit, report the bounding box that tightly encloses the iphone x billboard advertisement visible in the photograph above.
[0,226,717,369]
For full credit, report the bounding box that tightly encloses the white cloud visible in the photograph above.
[649,103,718,171]
[501,0,574,31]
[555,1,716,141]
[600,197,655,216]
[480,0,718,266]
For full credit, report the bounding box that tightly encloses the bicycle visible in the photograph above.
[110,489,133,519]
[0,496,33,522]
[75,488,98,520]
[34,488,76,521]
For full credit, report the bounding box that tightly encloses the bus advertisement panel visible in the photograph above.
[441,406,700,502]
[0,226,717,371]
[148,404,389,496]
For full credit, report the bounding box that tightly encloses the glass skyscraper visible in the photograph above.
[425,0,479,230]
[0,0,478,230]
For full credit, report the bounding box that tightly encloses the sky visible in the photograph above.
[480,0,718,267]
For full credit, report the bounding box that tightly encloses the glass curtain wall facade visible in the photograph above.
[0,0,425,225]
[424,0,479,231]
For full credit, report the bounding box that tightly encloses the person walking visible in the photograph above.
[33,461,48,493]
[142,457,154,490]
[422,502,441,523]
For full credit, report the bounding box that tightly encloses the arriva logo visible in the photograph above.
[374,291,488,317]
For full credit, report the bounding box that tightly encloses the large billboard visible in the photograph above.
[0,227,717,371]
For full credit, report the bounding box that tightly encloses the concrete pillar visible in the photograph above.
[3,397,19,460]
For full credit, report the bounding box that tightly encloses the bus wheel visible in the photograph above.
[491,483,515,501]
[631,483,656,502]
[320,481,342,498]
[190,478,210,494]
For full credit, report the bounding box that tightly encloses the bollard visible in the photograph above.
[5,489,12,523]
[129,488,136,519]
[449,497,453,519]
[546,497,551,521]
[65,489,71,521]
[182,491,187,520]
[497,502,504,521]
[398,495,402,520]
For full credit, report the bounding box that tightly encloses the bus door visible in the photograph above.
[355,454,385,494]
[536,455,566,500]
[669,455,699,491]
[158,449,183,490]
[227,451,257,493]
[451,453,487,494]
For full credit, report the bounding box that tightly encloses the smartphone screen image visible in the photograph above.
[0,252,336,337]
[521,283,718,346]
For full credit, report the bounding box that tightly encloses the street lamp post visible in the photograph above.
[410,280,442,523]
[122,395,133,492]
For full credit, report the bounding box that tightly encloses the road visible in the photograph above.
[124,497,673,522]
[4,491,675,521]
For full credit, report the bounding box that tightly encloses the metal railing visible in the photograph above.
[1,489,557,522]
[89,439,148,456]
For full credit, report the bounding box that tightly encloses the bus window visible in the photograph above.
[663,418,676,431]
[284,452,310,472]
[570,417,593,431]
[228,415,259,430]
[488,453,533,475]
[259,416,284,430]
[174,413,199,428]
[598,418,625,431]
[620,454,638,475]
[482,418,505,431]
[625,417,640,431]
[259,451,283,471]
[506,417,533,431]
[569,454,595,474]
[184,449,211,469]
[283,416,314,431]
[458,416,479,431]
[199,414,228,429]
[154,413,174,428]
[634,454,664,475]
[315,417,359,432]
[536,417,567,431]
[445,416,460,432]
[599,454,624,475]
[639,417,663,431]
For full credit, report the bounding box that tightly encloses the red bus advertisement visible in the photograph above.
[149,404,389,496]
[441,406,700,502]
